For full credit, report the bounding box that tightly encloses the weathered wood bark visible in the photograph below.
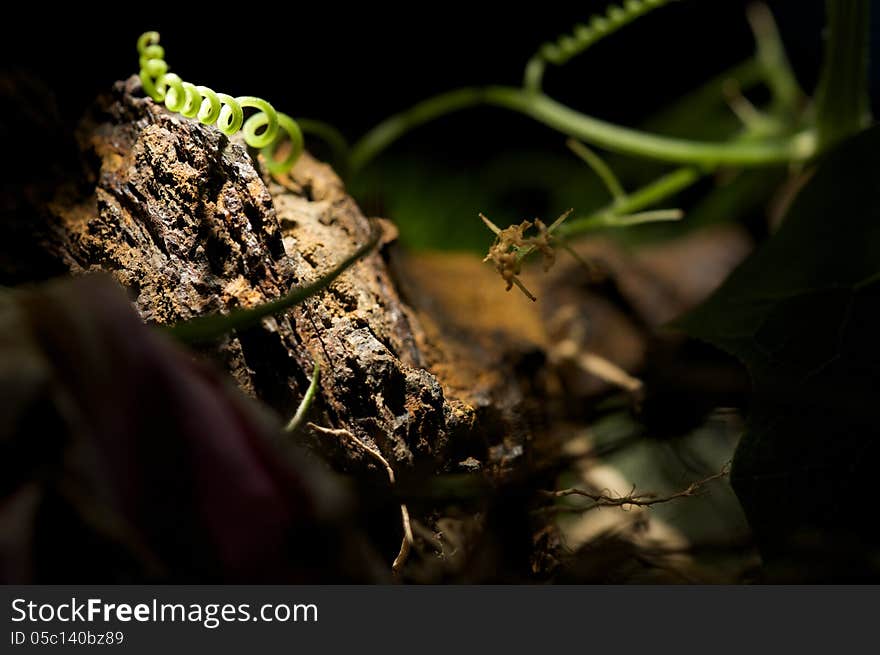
[18,77,503,473]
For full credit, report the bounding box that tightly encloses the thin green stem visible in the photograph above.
[296,119,351,176]
[814,0,871,149]
[559,166,701,236]
[523,56,545,94]
[350,86,816,174]
[350,88,488,172]
[164,222,379,344]
[286,361,321,434]
[642,59,762,134]
[723,81,784,137]
[601,208,684,226]
[567,139,626,201]
[612,167,701,215]
[746,3,803,117]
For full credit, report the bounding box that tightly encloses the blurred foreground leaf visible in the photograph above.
[677,126,880,580]
[0,275,365,583]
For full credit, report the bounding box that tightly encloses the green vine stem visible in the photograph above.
[349,2,819,174]
[349,85,816,174]
[814,0,871,149]
[163,222,379,344]
[567,139,627,202]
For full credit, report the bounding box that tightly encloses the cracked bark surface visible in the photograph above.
[14,76,507,473]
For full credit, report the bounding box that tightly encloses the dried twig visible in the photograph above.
[307,423,414,572]
[552,339,644,396]
[540,465,730,513]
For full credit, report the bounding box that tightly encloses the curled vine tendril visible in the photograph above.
[525,0,677,91]
[137,32,303,174]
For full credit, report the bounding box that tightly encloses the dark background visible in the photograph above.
[1,0,873,248]
[1,1,834,145]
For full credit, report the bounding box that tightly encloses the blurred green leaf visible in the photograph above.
[677,125,880,579]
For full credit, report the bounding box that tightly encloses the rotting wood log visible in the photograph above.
[6,76,534,474]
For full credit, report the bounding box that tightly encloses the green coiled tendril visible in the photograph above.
[137,32,303,174]
[525,0,678,90]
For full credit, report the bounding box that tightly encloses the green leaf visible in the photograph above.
[677,125,880,580]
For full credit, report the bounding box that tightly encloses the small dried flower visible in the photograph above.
[481,210,571,300]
